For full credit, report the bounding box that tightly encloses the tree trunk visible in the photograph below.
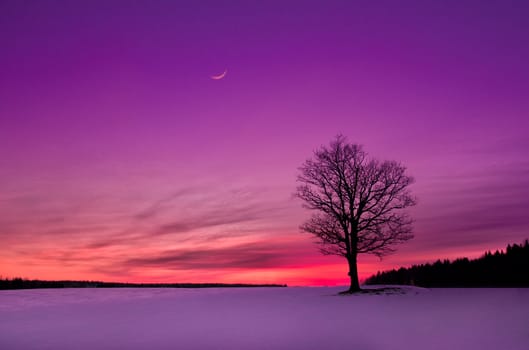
[347,254,361,293]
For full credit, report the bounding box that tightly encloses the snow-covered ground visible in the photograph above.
[1,286,528,349]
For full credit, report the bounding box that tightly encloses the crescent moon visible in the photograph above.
[211,69,227,80]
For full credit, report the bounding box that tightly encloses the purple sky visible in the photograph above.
[1,0,529,285]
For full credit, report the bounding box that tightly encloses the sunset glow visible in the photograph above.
[1,1,529,285]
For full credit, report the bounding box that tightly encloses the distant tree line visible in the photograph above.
[365,240,529,287]
[0,278,287,290]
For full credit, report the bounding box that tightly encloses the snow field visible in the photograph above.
[1,286,528,349]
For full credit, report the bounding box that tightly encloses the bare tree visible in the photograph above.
[296,135,416,293]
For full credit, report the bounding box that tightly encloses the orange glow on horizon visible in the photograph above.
[1,230,521,286]
[0,257,386,286]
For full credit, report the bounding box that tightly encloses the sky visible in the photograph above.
[1,0,529,285]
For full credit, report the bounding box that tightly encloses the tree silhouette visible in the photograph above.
[295,135,416,292]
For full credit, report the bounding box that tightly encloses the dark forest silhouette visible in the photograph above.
[0,279,286,290]
[365,240,529,287]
